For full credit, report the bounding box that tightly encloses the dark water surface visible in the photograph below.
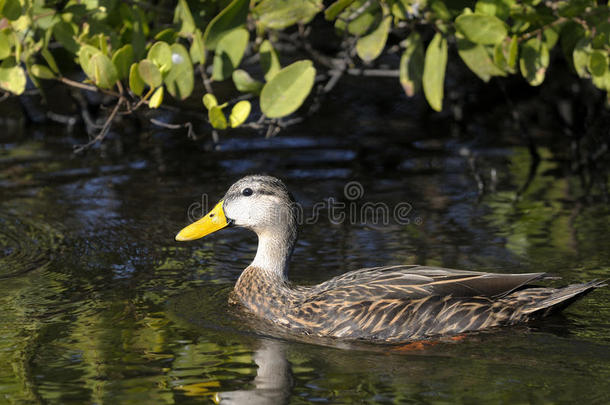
[1,106,609,404]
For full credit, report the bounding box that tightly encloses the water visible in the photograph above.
[1,100,609,403]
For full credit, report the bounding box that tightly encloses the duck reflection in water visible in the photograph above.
[215,339,292,405]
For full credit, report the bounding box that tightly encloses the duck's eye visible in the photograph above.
[242,188,253,196]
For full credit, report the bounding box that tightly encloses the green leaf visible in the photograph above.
[519,37,549,86]
[232,69,263,94]
[422,33,448,112]
[190,29,206,65]
[41,48,60,74]
[260,40,281,81]
[455,13,508,45]
[129,63,145,96]
[52,20,79,54]
[155,28,177,43]
[592,67,610,92]
[572,38,591,78]
[229,100,251,127]
[589,51,608,77]
[30,64,56,79]
[458,38,506,82]
[399,32,424,97]
[212,27,249,81]
[254,0,323,29]
[138,59,162,88]
[78,45,101,80]
[164,44,194,100]
[203,0,249,50]
[260,60,316,118]
[0,29,11,59]
[474,0,514,20]
[508,35,518,69]
[91,53,118,89]
[325,0,355,20]
[148,42,173,74]
[390,0,419,20]
[209,105,228,129]
[149,86,164,108]
[0,58,26,94]
[174,0,196,35]
[2,0,22,20]
[356,15,391,62]
[203,93,218,109]
[112,44,134,80]
[341,1,380,36]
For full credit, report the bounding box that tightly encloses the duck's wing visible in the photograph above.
[307,265,547,300]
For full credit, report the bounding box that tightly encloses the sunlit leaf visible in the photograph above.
[30,64,56,79]
[203,0,249,50]
[148,42,173,74]
[520,37,549,86]
[229,100,251,127]
[212,27,249,81]
[455,13,507,45]
[149,86,164,108]
[209,105,228,129]
[190,29,206,65]
[260,60,316,118]
[112,44,134,80]
[203,93,218,109]
[325,0,355,20]
[0,29,12,59]
[356,15,391,62]
[129,63,145,96]
[78,45,101,80]
[232,69,263,94]
[0,57,26,94]
[572,38,591,78]
[174,0,196,35]
[458,38,506,82]
[164,44,194,100]
[508,35,518,70]
[422,33,447,112]
[91,53,118,89]
[254,0,323,29]
[475,0,514,20]
[259,40,280,81]
[336,0,380,36]
[399,31,424,97]
[138,59,162,88]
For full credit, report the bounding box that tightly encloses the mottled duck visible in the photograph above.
[176,175,604,343]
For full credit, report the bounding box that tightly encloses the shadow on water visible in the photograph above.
[0,95,609,403]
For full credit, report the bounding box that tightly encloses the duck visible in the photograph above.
[175,175,605,343]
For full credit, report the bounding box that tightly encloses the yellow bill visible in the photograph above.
[175,200,229,241]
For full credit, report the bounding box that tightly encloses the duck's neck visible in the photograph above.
[249,226,297,280]
[233,226,298,319]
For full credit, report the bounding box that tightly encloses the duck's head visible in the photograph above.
[175,175,297,242]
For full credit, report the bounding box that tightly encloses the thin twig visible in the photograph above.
[74,97,124,153]
[58,77,121,98]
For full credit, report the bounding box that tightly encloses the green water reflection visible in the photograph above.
[0,125,608,404]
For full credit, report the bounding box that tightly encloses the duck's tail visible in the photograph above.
[519,280,606,317]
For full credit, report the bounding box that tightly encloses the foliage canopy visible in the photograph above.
[0,0,608,142]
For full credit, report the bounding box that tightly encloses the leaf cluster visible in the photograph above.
[0,0,607,138]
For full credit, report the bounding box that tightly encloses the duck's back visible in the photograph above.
[280,266,603,342]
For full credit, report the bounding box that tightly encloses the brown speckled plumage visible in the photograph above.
[231,264,603,342]
[179,175,605,343]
